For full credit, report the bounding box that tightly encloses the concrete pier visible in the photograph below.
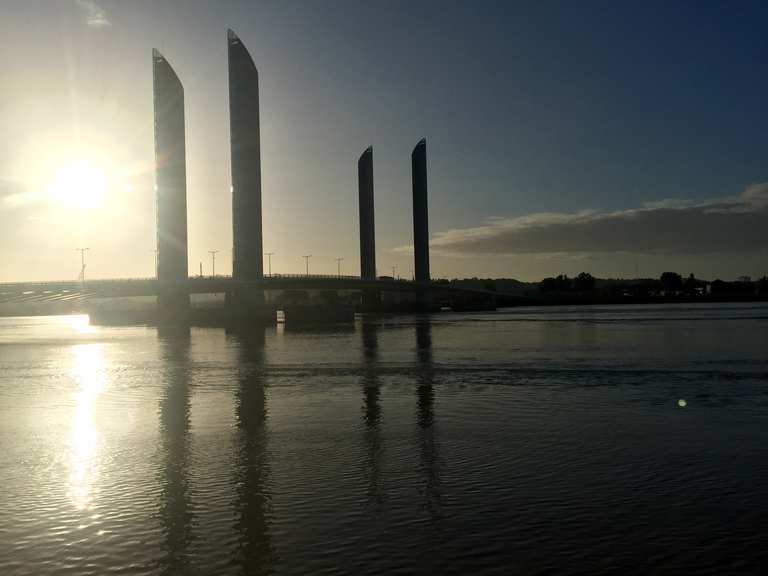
[358,146,376,280]
[228,29,264,283]
[411,139,432,311]
[281,304,355,327]
[153,50,190,316]
[411,139,429,284]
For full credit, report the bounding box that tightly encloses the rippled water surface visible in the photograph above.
[1,304,768,574]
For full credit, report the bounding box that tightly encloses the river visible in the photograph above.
[1,303,767,574]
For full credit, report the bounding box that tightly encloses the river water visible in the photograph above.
[1,304,768,575]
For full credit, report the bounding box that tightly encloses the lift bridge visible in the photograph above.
[1,32,501,324]
[0,275,497,319]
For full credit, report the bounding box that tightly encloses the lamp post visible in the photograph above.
[209,250,219,278]
[264,252,274,276]
[76,248,89,284]
[335,257,344,277]
[303,255,312,276]
[391,264,397,280]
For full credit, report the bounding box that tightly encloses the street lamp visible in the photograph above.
[391,264,397,279]
[209,250,219,277]
[264,252,274,276]
[335,256,344,277]
[302,255,312,276]
[75,248,89,283]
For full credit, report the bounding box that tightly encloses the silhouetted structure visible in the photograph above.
[358,147,376,280]
[232,330,275,572]
[153,49,189,312]
[228,30,263,282]
[156,330,192,574]
[360,320,383,508]
[414,319,441,522]
[361,319,382,425]
[412,139,429,283]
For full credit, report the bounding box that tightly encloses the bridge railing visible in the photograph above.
[0,277,156,289]
[264,273,358,280]
[188,274,411,282]
[0,273,419,293]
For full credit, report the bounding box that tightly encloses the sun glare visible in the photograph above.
[47,159,109,209]
[68,343,107,511]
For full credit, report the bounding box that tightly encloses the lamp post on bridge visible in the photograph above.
[209,250,219,278]
[391,264,397,280]
[265,252,274,276]
[75,248,89,284]
[302,255,312,276]
[335,257,344,277]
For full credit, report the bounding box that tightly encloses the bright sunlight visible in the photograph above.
[46,159,110,210]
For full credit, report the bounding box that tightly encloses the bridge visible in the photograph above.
[0,275,498,319]
[0,275,457,301]
[2,32,495,323]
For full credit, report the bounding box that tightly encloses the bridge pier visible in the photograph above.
[222,277,277,326]
[225,294,276,327]
[360,289,381,312]
[449,295,497,312]
[281,304,355,327]
[157,287,190,324]
[415,287,436,313]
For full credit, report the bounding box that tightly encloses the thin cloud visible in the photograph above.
[0,179,24,197]
[395,183,768,256]
[76,0,111,28]
[0,178,31,209]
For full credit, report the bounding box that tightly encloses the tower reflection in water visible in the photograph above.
[415,317,442,519]
[156,326,275,575]
[156,327,193,575]
[360,318,384,509]
[230,327,275,574]
[359,316,442,519]
[153,319,438,571]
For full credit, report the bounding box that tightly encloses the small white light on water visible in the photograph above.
[678,399,687,408]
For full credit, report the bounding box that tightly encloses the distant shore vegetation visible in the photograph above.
[439,273,768,305]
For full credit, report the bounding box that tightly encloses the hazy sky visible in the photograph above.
[1,0,767,282]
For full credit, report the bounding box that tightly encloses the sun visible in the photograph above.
[46,159,109,210]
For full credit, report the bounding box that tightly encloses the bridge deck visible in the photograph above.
[0,275,496,304]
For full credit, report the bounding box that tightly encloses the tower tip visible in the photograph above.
[412,138,426,156]
[358,146,373,163]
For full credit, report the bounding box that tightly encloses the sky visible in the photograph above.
[1,0,767,282]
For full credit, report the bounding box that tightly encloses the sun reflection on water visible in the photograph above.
[68,343,107,510]
[67,314,97,335]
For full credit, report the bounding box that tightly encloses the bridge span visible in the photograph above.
[0,275,497,310]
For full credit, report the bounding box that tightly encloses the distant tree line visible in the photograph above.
[536,271,768,298]
[539,272,596,293]
[440,273,768,301]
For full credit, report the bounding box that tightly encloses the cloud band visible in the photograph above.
[415,184,768,256]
